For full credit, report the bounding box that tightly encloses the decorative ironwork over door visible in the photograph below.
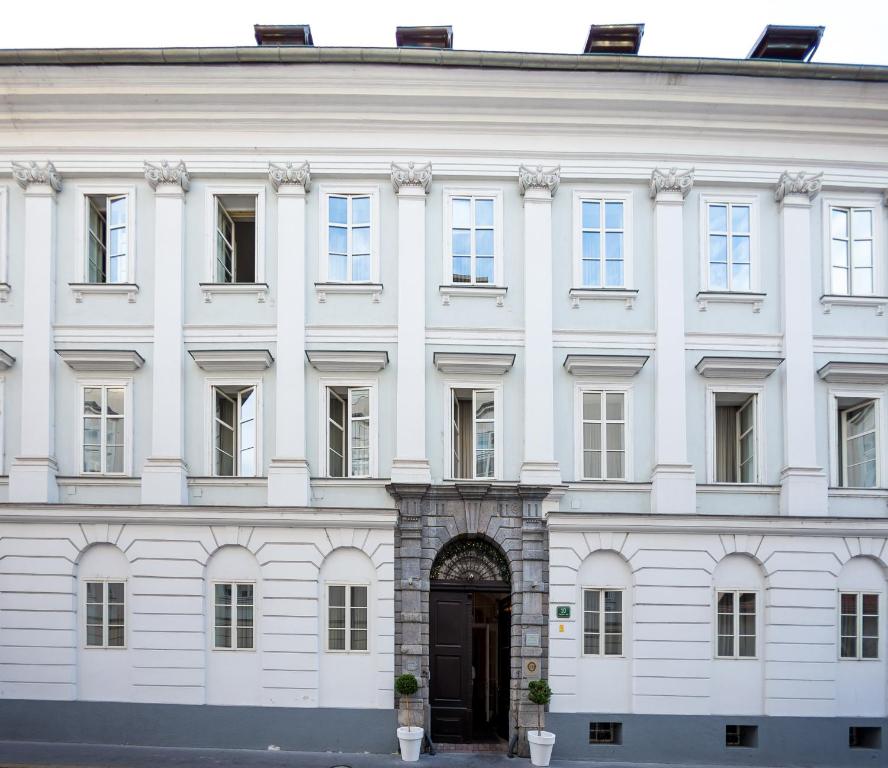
[430,536,510,584]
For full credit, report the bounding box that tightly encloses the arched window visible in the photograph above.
[712,554,765,659]
[838,557,885,661]
[78,544,129,649]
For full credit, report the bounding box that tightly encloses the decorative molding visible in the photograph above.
[433,351,516,375]
[188,349,274,372]
[695,356,783,379]
[269,161,311,191]
[391,161,432,194]
[305,349,389,372]
[144,160,189,191]
[774,170,822,202]
[0,283,9,302]
[563,354,648,377]
[884,189,888,208]
[439,284,507,307]
[55,349,144,372]
[69,283,139,303]
[517,164,560,196]
[819,294,887,316]
[0,349,15,369]
[199,282,268,303]
[817,361,888,385]
[314,282,383,304]
[569,287,637,309]
[12,161,62,192]
[696,291,766,313]
[649,167,693,199]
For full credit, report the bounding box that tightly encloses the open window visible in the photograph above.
[714,392,757,483]
[213,385,257,477]
[326,386,371,478]
[451,388,495,479]
[86,194,128,284]
[214,194,257,284]
[838,398,878,488]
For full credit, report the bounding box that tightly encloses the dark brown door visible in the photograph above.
[429,589,472,742]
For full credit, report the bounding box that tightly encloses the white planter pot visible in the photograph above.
[397,726,424,762]
[528,730,556,767]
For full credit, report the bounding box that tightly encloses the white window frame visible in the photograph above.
[317,377,378,479]
[705,383,765,485]
[82,578,127,650]
[838,591,880,661]
[322,382,376,479]
[821,195,883,298]
[204,377,263,477]
[203,185,266,284]
[442,187,505,287]
[714,589,758,660]
[573,381,633,482]
[572,190,634,290]
[211,580,256,651]
[581,586,625,658]
[76,378,133,477]
[325,582,371,654]
[317,184,381,285]
[74,185,137,285]
[0,186,8,293]
[828,387,886,489]
[698,194,759,293]
[445,380,504,481]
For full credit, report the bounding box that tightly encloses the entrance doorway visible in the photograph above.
[428,537,511,744]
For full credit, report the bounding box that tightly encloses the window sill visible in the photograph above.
[820,294,887,316]
[697,484,780,494]
[188,476,267,486]
[315,282,383,304]
[59,475,141,486]
[696,291,765,313]
[0,282,9,302]
[568,481,649,491]
[199,282,268,303]
[69,282,140,303]
[828,487,888,497]
[312,477,390,487]
[569,288,637,309]
[439,284,507,307]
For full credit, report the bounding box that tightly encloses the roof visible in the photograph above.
[0,45,886,82]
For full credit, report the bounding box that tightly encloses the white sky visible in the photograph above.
[2,0,887,65]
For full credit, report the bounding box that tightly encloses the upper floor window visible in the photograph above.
[839,399,878,488]
[706,202,751,292]
[213,385,257,477]
[214,194,257,284]
[716,591,756,658]
[326,386,371,478]
[213,582,254,650]
[711,390,759,484]
[318,186,380,285]
[580,390,626,481]
[583,588,622,656]
[444,189,503,287]
[451,388,495,480]
[840,592,879,659]
[327,584,368,652]
[830,207,874,296]
[85,580,125,648]
[82,385,126,475]
[572,191,633,291]
[87,195,128,284]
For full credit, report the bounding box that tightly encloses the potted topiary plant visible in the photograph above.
[527,679,555,767]
[395,673,423,762]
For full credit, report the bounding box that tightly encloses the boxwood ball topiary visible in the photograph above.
[395,673,419,696]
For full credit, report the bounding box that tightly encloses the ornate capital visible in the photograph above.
[12,161,62,192]
[518,164,560,196]
[391,161,432,194]
[650,167,694,199]
[269,161,311,192]
[144,160,190,192]
[775,170,822,202]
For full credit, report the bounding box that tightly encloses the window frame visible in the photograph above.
[573,381,633,482]
[211,580,257,652]
[572,190,634,290]
[442,187,505,288]
[325,582,371,654]
[317,184,381,285]
[76,378,133,477]
[0,377,5,475]
[828,387,886,489]
[204,377,263,477]
[203,185,266,285]
[74,185,137,286]
[445,380,504,481]
[714,589,758,660]
[838,591,880,661]
[705,383,765,485]
[821,195,883,298]
[317,377,378,479]
[698,194,759,294]
[581,586,625,658]
[0,186,9,291]
[82,578,127,650]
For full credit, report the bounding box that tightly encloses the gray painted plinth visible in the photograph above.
[547,712,886,766]
[0,700,397,753]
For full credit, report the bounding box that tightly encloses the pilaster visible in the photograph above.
[776,171,828,516]
[9,162,61,502]
[518,165,561,486]
[141,161,189,505]
[267,162,311,505]
[650,168,696,514]
[391,162,432,484]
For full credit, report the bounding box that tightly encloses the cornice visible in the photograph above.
[695,356,783,380]
[518,164,560,197]
[305,349,389,373]
[433,351,516,375]
[269,160,310,191]
[144,160,189,191]
[11,160,61,192]
[650,167,693,199]
[391,161,432,194]
[775,170,822,202]
[188,348,274,372]
[55,348,145,372]
[563,354,648,377]
[0,349,14,370]
[817,361,888,385]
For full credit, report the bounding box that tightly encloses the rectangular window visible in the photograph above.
[581,199,624,288]
[840,593,879,659]
[82,386,125,475]
[707,203,751,292]
[581,391,625,480]
[726,725,758,748]
[830,207,874,296]
[327,584,368,652]
[714,393,757,483]
[589,722,622,745]
[327,386,371,478]
[583,589,622,656]
[839,400,877,488]
[85,581,125,648]
[849,726,882,749]
[327,194,372,282]
[214,195,257,283]
[213,582,254,650]
[450,195,496,285]
[451,389,495,479]
[716,591,756,658]
[213,385,257,477]
[86,195,128,284]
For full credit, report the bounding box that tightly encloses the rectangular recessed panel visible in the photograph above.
[432,654,463,702]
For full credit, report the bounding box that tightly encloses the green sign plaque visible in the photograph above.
[556,605,571,619]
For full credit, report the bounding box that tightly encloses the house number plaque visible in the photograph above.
[556,605,571,619]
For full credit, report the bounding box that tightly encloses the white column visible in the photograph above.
[141,161,189,505]
[9,162,62,502]
[518,165,561,486]
[390,162,432,484]
[650,168,696,514]
[267,162,312,505]
[776,171,828,516]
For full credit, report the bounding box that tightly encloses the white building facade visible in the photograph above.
[0,42,886,765]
